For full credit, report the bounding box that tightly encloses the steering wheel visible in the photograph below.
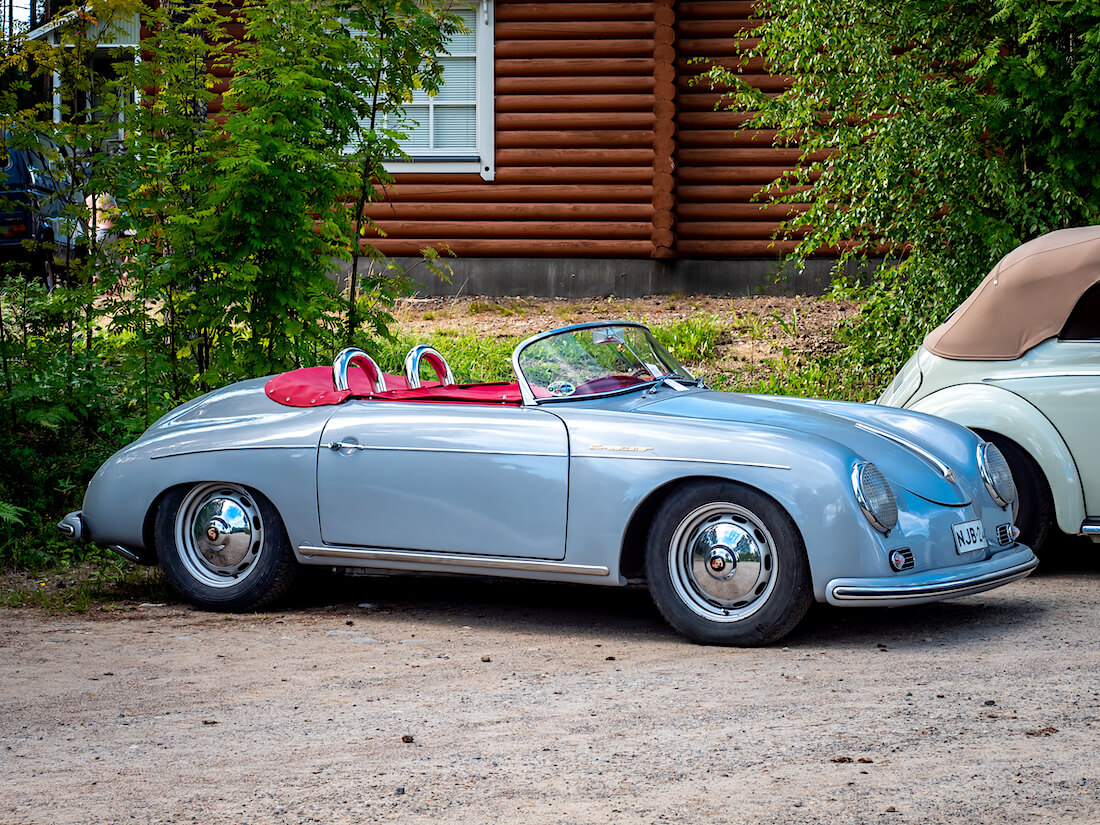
[404,344,456,389]
[332,347,388,393]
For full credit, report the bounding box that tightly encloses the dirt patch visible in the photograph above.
[1,555,1097,824]
[393,294,861,380]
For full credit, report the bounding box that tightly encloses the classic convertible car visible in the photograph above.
[60,322,1038,645]
[879,226,1100,553]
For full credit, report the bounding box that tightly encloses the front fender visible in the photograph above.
[910,384,1084,534]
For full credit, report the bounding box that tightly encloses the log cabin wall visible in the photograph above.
[364,0,664,260]
[362,1,823,294]
[674,0,800,257]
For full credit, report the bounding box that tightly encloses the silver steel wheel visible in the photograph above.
[173,483,265,589]
[667,501,777,623]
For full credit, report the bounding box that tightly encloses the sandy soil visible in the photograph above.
[391,294,861,378]
[1,554,1097,825]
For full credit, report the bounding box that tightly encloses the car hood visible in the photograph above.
[640,390,975,506]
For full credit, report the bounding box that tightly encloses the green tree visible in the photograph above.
[109,0,461,394]
[714,0,1100,382]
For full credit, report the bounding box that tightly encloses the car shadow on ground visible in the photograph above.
[280,545,1096,648]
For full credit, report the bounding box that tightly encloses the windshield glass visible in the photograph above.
[514,323,695,402]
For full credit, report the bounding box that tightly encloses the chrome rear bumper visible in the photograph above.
[826,546,1038,606]
[58,510,148,564]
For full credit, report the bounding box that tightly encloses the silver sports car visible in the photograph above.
[60,322,1037,645]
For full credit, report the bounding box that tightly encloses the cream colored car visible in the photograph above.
[879,226,1100,552]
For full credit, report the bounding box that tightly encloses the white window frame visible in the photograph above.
[384,0,494,182]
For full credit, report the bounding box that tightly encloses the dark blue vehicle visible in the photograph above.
[0,133,86,288]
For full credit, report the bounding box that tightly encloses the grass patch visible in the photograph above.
[648,314,723,366]
[1,548,174,612]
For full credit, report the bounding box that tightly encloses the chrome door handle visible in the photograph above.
[327,441,369,452]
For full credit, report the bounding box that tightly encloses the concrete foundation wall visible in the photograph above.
[358,257,877,298]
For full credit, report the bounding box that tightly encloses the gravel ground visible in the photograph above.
[1,552,1097,824]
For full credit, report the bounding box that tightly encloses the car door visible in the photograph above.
[317,403,569,559]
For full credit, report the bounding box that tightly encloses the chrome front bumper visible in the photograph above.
[825,545,1038,606]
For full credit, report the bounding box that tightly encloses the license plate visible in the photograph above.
[953,519,988,554]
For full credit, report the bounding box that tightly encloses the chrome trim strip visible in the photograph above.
[828,556,1038,602]
[328,444,567,458]
[574,453,790,470]
[151,445,316,459]
[984,371,1100,381]
[855,422,955,481]
[298,545,611,577]
[1080,520,1100,535]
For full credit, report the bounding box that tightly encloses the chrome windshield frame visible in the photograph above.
[511,321,695,406]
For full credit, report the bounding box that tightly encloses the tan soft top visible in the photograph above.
[923,226,1100,361]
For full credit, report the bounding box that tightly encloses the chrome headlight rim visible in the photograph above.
[852,461,899,534]
[978,442,1016,509]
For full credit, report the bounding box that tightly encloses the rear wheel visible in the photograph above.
[978,432,1053,553]
[645,481,812,646]
[155,482,298,611]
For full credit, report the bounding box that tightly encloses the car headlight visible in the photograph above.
[978,442,1016,509]
[852,462,898,534]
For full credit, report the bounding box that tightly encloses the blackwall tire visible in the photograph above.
[979,433,1053,554]
[155,483,298,611]
[645,481,812,646]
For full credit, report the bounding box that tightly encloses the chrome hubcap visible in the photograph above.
[175,483,264,588]
[669,502,777,623]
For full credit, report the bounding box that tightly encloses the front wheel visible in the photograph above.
[977,432,1053,554]
[155,482,298,611]
[645,481,812,646]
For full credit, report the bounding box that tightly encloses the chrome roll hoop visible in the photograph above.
[404,344,456,389]
[332,347,388,393]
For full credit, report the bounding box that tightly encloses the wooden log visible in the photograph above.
[677,165,800,184]
[496,3,656,23]
[678,1,760,18]
[362,202,655,221]
[677,147,810,164]
[496,94,655,113]
[495,167,655,184]
[677,221,797,240]
[676,74,791,93]
[497,113,651,130]
[676,184,804,203]
[495,21,656,39]
[496,129,655,148]
[367,238,655,258]
[676,202,809,220]
[677,19,762,38]
[679,90,791,112]
[677,37,760,57]
[651,228,675,249]
[497,76,656,94]
[495,39,655,59]
[364,220,652,240]
[676,239,801,256]
[495,58,656,77]
[677,110,759,129]
[495,148,655,165]
[677,56,769,74]
[497,112,656,130]
[382,184,654,203]
[678,128,781,148]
